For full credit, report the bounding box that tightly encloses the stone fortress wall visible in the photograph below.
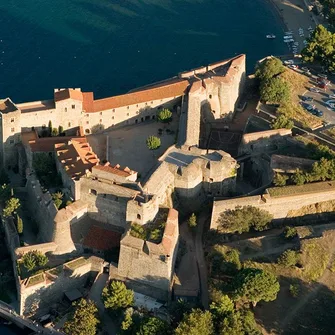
[211,181,335,229]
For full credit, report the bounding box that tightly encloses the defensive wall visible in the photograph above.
[211,181,335,229]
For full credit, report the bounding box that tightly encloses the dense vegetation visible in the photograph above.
[21,250,48,273]
[157,108,172,123]
[146,135,161,150]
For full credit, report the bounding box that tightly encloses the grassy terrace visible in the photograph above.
[48,266,63,277]
[267,181,335,197]
[26,273,44,287]
[65,257,88,270]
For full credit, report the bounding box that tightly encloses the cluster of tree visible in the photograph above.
[21,250,48,273]
[218,206,273,234]
[146,135,161,150]
[188,213,197,229]
[301,25,335,72]
[3,196,20,218]
[40,121,65,138]
[271,114,294,130]
[63,299,100,335]
[319,0,335,28]
[277,249,300,268]
[255,57,290,104]
[157,108,172,123]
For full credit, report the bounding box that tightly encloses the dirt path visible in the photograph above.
[195,212,210,309]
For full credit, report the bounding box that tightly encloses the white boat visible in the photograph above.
[284,35,293,39]
[284,39,294,43]
[266,34,276,39]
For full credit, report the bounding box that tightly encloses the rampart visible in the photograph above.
[211,181,335,229]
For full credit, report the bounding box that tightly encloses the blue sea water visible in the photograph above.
[0,0,287,103]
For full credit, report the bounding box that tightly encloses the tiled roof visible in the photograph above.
[54,89,83,102]
[82,92,94,113]
[92,80,189,112]
[55,138,99,179]
[0,98,18,114]
[83,225,121,251]
[93,163,136,178]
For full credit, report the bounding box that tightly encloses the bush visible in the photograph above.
[289,283,300,298]
[188,213,197,229]
[283,226,297,239]
[271,115,294,130]
[52,192,64,209]
[157,108,172,123]
[3,197,20,217]
[22,250,48,273]
[278,249,300,267]
[51,128,59,137]
[255,57,285,81]
[291,169,306,185]
[16,214,23,234]
[146,136,161,150]
[260,77,290,104]
[273,173,289,186]
[209,245,241,276]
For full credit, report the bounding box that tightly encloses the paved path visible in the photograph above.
[195,212,210,309]
[88,273,117,335]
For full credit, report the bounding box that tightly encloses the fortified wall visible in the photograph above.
[211,181,335,229]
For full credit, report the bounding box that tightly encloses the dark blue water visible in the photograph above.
[0,0,286,103]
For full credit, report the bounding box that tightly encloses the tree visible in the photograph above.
[157,108,172,123]
[22,252,36,272]
[3,197,20,217]
[271,115,294,130]
[273,173,289,186]
[146,136,161,150]
[234,268,280,306]
[277,249,300,268]
[175,309,214,335]
[35,251,48,267]
[120,308,133,331]
[51,128,59,137]
[134,316,172,335]
[309,158,335,182]
[52,192,63,209]
[188,213,197,229]
[16,214,23,234]
[58,125,64,135]
[218,206,273,234]
[260,77,290,104]
[255,57,285,81]
[102,280,134,313]
[63,299,99,335]
[209,245,241,276]
[283,226,297,239]
[291,169,306,185]
[48,120,52,135]
[168,299,192,326]
[210,295,234,316]
[289,283,300,298]
[0,184,11,203]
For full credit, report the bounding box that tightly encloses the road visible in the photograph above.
[0,301,61,334]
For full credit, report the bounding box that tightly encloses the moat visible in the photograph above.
[0,0,286,103]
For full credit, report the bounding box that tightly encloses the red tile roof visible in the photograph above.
[83,225,121,251]
[93,163,136,177]
[82,92,94,113]
[54,89,83,102]
[92,80,189,113]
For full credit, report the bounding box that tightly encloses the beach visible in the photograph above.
[268,0,321,52]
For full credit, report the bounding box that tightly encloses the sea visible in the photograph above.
[0,0,287,102]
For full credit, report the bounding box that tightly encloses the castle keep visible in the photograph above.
[0,55,245,315]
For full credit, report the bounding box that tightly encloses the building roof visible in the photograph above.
[92,80,189,112]
[54,89,83,102]
[83,225,121,251]
[270,154,316,173]
[0,98,18,114]
[92,163,136,178]
[82,92,94,113]
[55,138,99,179]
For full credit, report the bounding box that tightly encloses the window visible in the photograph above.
[209,94,212,99]
[68,122,71,127]
[10,118,15,123]
[137,214,141,220]
[99,119,102,123]
[145,102,148,106]
[212,110,216,114]
[136,104,138,107]
[72,104,75,109]
[85,114,89,117]
[127,113,129,116]
[210,178,214,182]
[136,111,139,114]
[65,107,67,112]
[112,109,115,112]
[10,127,15,133]
[86,121,89,125]
[127,106,129,110]
[85,129,90,134]
[100,112,102,116]
[89,189,97,196]
[112,116,114,120]
[9,139,14,145]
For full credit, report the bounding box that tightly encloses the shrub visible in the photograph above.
[278,249,300,267]
[188,213,197,229]
[16,214,23,234]
[209,245,241,276]
[157,108,172,123]
[146,136,161,150]
[51,128,59,137]
[271,115,294,130]
[284,226,297,239]
[260,77,290,104]
[22,250,49,273]
[255,57,285,81]
[291,169,306,185]
[289,283,300,298]
[273,173,289,186]
[3,197,20,217]
[52,192,64,209]
[58,125,64,134]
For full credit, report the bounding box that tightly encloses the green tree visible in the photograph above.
[120,308,133,331]
[48,120,52,134]
[157,108,172,123]
[175,309,214,335]
[35,251,48,267]
[283,226,297,239]
[3,197,20,217]
[218,206,273,234]
[260,77,290,104]
[273,173,289,186]
[271,115,294,130]
[134,316,171,335]
[291,169,306,185]
[255,57,285,81]
[51,128,59,137]
[58,125,64,134]
[309,158,335,182]
[210,295,234,316]
[277,249,300,268]
[16,214,23,234]
[22,252,36,272]
[63,299,99,335]
[234,268,280,306]
[209,245,241,276]
[52,192,64,209]
[289,283,300,298]
[0,184,11,203]
[146,136,161,150]
[188,213,197,229]
[168,299,192,326]
[102,280,134,313]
